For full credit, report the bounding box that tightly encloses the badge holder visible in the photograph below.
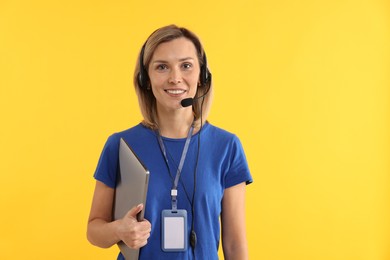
[161,208,188,252]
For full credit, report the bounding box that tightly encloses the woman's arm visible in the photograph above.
[221,182,248,260]
[87,181,151,249]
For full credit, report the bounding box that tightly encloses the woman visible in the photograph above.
[87,24,253,260]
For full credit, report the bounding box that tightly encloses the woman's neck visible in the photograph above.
[156,107,194,138]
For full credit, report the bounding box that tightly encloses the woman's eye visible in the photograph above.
[182,63,192,69]
[156,64,168,70]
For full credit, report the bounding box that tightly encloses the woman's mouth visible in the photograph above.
[165,89,186,95]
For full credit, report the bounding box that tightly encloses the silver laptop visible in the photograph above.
[114,138,150,260]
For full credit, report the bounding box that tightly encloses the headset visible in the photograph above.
[137,42,212,91]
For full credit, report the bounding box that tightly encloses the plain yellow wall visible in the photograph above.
[1,0,389,259]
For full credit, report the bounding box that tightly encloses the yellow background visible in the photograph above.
[1,0,389,259]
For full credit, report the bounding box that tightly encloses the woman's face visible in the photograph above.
[148,37,200,111]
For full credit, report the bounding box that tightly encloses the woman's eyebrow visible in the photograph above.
[151,57,195,64]
[178,57,195,62]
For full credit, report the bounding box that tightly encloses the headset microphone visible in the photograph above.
[181,93,205,107]
[181,98,195,107]
[180,74,212,107]
[181,90,208,107]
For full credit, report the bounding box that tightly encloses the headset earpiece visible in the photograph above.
[199,53,212,87]
[137,43,149,90]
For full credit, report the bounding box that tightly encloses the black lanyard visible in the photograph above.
[156,123,194,211]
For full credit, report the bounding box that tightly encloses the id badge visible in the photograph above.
[161,209,188,252]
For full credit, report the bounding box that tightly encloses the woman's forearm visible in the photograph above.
[87,218,120,248]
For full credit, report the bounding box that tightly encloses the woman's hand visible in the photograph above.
[116,204,152,249]
[87,181,151,249]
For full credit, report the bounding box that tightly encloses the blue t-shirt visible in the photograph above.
[94,122,253,260]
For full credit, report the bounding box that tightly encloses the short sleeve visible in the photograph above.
[224,135,253,189]
[93,134,120,188]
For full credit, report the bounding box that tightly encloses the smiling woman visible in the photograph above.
[134,25,213,133]
[87,24,253,260]
[148,38,200,121]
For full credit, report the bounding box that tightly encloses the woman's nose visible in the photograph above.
[168,68,182,84]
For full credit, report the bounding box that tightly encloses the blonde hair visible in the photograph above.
[133,24,213,130]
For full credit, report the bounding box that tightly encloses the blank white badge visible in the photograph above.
[161,209,187,251]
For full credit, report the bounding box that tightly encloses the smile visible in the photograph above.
[165,89,186,94]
